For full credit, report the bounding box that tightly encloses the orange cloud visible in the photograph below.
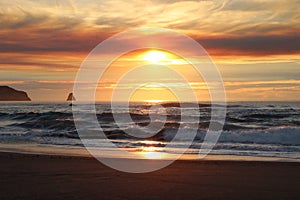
[0,0,299,101]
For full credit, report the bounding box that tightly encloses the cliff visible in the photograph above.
[67,93,76,101]
[0,86,31,101]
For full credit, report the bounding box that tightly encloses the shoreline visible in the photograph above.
[1,150,300,165]
[1,151,300,200]
[1,142,300,163]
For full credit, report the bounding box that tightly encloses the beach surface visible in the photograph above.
[0,152,299,200]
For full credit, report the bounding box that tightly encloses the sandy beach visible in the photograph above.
[0,152,299,200]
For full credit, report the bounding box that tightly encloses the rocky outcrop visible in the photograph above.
[67,93,76,101]
[0,86,31,101]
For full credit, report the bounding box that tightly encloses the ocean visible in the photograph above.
[0,102,299,161]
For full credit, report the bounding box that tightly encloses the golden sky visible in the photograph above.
[0,0,299,101]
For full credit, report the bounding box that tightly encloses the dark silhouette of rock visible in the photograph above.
[0,86,31,101]
[67,93,76,101]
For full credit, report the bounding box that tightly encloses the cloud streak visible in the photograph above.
[0,0,299,56]
[0,0,299,101]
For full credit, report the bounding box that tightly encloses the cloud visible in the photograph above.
[0,8,47,29]
[198,34,300,56]
[0,0,299,101]
[219,61,300,81]
[0,0,299,56]
[95,16,144,31]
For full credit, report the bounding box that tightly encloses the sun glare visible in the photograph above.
[142,50,168,64]
[139,146,164,159]
[146,99,165,103]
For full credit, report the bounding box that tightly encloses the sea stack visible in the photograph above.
[67,93,76,101]
[0,86,31,101]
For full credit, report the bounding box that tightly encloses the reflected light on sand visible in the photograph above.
[139,146,165,159]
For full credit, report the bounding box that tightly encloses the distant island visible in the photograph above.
[66,93,76,101]
[0,86,31,101]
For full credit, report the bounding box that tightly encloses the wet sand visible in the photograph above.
[0,152,299,200]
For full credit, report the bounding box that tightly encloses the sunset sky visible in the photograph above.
[0,0,299,101]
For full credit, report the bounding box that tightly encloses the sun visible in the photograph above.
[141,50,168,64]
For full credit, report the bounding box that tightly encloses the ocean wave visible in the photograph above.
[219,127,300,145]
[163,126,300,145]
[0,102,299,147]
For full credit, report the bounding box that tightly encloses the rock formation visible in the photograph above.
[0,86,31,101]
[67,93,76,101]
